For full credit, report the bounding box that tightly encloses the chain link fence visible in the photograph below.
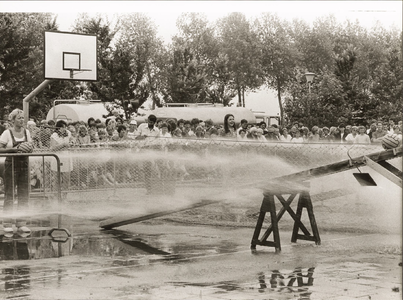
[26,137,395,202]
[1,133,401,233]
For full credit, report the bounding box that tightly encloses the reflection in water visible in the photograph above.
[0,239,30,260]
[4,266,31,298]
[0,230,73,261]
[108,230,171,255]
[1,212,238,264]
[0,240,31,298]
[173,268,315,299]
[258,271,267,292]
[258,268,315,299]
[0,227,182,267]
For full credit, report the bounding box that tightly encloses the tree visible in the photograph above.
[255,13,298,126]
[0,13,58,120]
[284,68,346,128]
[116,13,164,115]
[168,43,207,103]
[72,13,119,102]
[168,13,219,103]
[370,31,403,121]
[217,13,262,107]
[291,15,337,72]
[284,17,402,126]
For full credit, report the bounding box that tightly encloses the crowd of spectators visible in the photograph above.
[0,114,401,149]
[0,112,401,194]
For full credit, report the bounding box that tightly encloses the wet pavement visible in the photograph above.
[0,209,401,300]
[0,165,402,299]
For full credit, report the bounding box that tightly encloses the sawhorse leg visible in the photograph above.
[291,191,321,245]
[251,193,281,252]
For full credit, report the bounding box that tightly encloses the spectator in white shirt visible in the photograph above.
[354,126,371,144]
[138,114,160,139]
[345,126,358,143]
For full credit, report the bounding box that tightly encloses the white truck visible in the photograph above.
[132,103,280,127]
[46,101,280,127]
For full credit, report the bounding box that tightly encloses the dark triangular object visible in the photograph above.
[353,173,377,186]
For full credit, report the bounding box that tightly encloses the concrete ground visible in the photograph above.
[0,212,401,299]
[0,167,402,300]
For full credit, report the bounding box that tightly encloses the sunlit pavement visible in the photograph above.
[0,211,401,300]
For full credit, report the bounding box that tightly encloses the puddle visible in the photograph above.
[0,212,400,300]
[255,268,314,299]
[2,266,31,296]
[168,265,401,299]
[174,267,315,297]
[0,214,240,263]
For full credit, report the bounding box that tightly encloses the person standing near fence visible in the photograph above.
[127,120,140,140]
[223,114,237,138]
[335,123,348,143]
[138,114,160,138]
[371,121,388,143]
[354,126,371,144]
[50,120,72,195]
[236,119,248,139]
[137,114,160,195]
[0,109,33,236]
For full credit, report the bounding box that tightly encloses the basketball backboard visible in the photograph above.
[44,31,98,81]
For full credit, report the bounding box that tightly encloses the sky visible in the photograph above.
[2,1,401,43]
[1,1,402,113]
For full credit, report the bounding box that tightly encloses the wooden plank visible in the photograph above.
[99,199,218,230]
[365,156,402,187]
[294,234,316,242]
[258,240,277,247]
[274,147,402,183]
[377,160,403,178]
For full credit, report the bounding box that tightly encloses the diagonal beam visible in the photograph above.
[259,194,298,241]
[273,147,402,183]
[276,194,311,236]
[364,156,402,187]
[100,200,218,229]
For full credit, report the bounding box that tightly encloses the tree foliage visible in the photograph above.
[72,13,119,102]
[255,13,298,125]
[169,13,218,103]
[0,13,57,119]
[116,13,165,115]
[217,13,262,107]
[0,12,401,126]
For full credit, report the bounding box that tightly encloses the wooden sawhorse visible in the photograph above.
[251,181,321,252]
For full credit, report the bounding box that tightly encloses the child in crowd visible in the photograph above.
[237,129,248,141]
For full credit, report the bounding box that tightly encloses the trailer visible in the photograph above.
[133,103,280,126]
[46,100,280,127]
[46,100,109,123]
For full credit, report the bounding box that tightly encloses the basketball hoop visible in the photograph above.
[68,69,93,79]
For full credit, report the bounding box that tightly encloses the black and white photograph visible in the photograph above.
[0,1,402,299]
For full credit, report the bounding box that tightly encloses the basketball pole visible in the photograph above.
[23,79,53,125]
